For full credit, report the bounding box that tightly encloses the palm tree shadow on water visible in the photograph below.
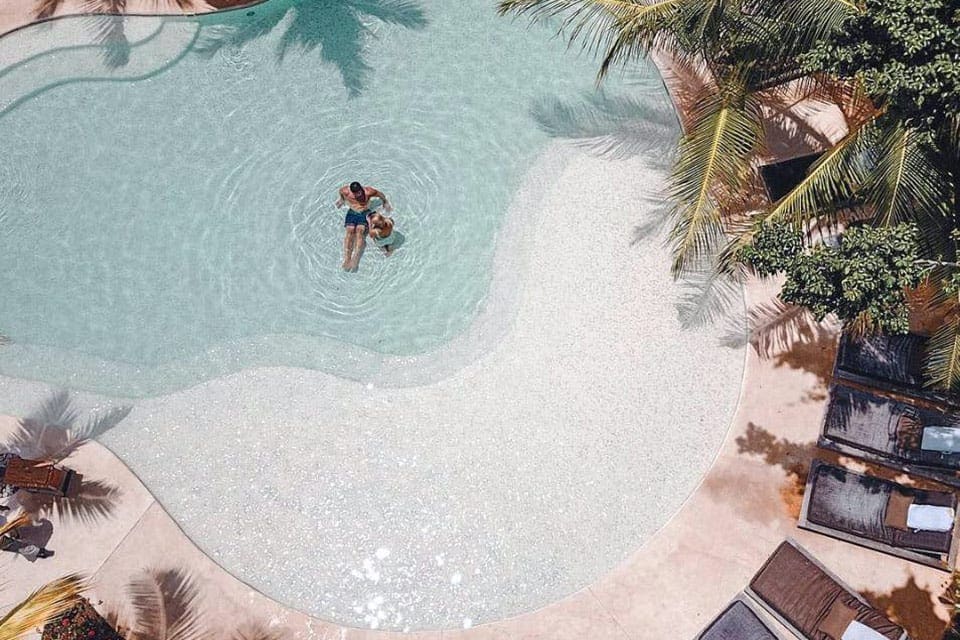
[193,0,428,97]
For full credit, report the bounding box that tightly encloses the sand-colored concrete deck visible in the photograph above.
[1,275,954,638]
[0,0,262,39]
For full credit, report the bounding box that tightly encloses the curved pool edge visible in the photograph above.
[2,267,951,640]
[0,142,577,399]
[0,142,750,636]
[0,29,752,631]
[0,7,938,635]
[0,0,266,41]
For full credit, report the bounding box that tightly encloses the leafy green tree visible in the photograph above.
[740,222,925,333]
[800,0,960,134]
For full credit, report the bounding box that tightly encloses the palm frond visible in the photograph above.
[25,389,80,433]
[231,624,287,640]
[35,0,65,19]
[497,0,685,79]
[675,266,743,329]
[17,476,121,527]
[0,575,86,640]
[763,117,873,229]
[778,0,863,48]
[9,392,131,462]
[925,314,960,391]
[668,79,763,276]
[866,121,952,228]
[127,569,206,640]
[597,0,686,77]
[0,512,32,539]
[529,91,678,160]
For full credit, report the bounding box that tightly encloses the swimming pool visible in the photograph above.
[0,1,754,633]
[0,0,674,397]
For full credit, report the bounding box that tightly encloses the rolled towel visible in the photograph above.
[842,620,891,640]
[907,503,955,532]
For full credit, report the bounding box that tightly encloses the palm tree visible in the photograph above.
[497,0,858,275]
[0,575,86,640]
[498,0,960,389]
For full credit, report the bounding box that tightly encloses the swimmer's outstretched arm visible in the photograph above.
[335,186,347,208]
[369,188,392,212]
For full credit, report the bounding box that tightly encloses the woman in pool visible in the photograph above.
[335,181,392,270]
[367,210,398,256]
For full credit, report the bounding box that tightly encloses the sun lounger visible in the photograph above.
[834,332,959,408]
[747,540,907,640]
[819,384,960,487]
[695,596,784,640]
[0,452,74,496]
[799,460,958,570]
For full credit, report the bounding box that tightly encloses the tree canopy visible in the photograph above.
[800,0,960,133]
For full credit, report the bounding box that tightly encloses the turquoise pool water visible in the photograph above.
[0,0,670,397]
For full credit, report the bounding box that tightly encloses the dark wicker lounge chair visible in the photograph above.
[799,460,958,570]
[747,540,907,640]
[819,384,960,487]
[834,332,959,408]
[695,596,784,640]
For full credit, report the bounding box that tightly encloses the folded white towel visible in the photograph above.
[907,503,955,532]
[842,620,890,640]
[921,425,960,452]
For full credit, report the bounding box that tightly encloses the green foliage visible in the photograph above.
[737,220,804,275]
[800,0,960,132]
[741,223,925,333]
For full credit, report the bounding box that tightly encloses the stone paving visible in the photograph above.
[1,276,954,639]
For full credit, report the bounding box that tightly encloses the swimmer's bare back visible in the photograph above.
[338,185,392,212]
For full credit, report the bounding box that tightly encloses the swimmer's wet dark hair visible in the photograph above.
[349,181,364,195]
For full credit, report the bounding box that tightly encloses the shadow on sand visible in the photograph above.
[863,575,950,640]
[97,566,293,640]
[530,90,678,165]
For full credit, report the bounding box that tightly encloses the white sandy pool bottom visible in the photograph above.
[0,144,745,631]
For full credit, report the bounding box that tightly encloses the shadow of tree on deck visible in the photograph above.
[194,0,428,97]
[734,422,842,519]
[862,575,951,640]
[721,299,839,401]
[97,566,293,640]
[32,0,210,69]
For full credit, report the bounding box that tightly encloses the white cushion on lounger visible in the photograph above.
[921,425,960,452]
[907,503,955,531]
[841,620,889,640]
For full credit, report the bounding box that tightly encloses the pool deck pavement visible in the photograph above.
[0,0,262,38]
[0,2,956,639]
[1,275,954,639]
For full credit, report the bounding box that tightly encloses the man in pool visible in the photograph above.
[335,181,393,271]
